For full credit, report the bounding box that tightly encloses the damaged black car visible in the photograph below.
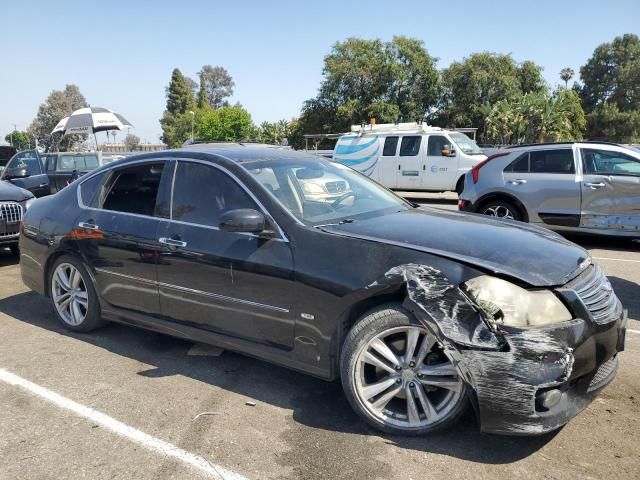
[19,145,627,435]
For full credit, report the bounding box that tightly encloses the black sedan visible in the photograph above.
[1,178,34,255]
[19,145,626,435]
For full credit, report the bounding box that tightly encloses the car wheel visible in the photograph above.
[9,245,20,257]
[340,303,468,435]
[49,255,105,332]
[455,177,465,196]
[480,200,522,221]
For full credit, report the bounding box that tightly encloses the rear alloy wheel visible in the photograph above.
[49,255,105,332]
[480,200,522,221]
[341,304,467,435]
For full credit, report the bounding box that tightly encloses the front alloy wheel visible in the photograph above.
[341,305,467,435]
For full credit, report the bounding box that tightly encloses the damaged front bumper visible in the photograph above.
[387,263,626,436]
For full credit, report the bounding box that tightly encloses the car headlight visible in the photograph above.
[302,182,326,194]
[462,275,572,327]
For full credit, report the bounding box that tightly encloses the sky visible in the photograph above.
[1,0,639,145]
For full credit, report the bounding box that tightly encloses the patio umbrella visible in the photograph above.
[51,107,133,147]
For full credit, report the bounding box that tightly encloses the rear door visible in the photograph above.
[502,148,581,226]
[395,135,423,189]
[74,160,170,315]
[2,151,50,197]
[155,159,295,348]
[579,147,640,231]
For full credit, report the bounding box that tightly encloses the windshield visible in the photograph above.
[244,157,410,226]
[450,132,483,155]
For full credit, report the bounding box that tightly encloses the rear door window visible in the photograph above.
[101,163,166,216]
[8,151,42,175]
[399,136,421,156]
[505,153,529,172]
[529,149,575,173]
[382,136,398,156]
[581,148,640,176]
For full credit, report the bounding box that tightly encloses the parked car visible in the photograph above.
[459,142,640,236]
[333,122,487,194]
[20,145,626,435]
[0,144,17,175]
[0,179,34,255]
[1,150,101,197]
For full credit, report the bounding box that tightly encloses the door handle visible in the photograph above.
[159,237,187,248]
[398,164,401,171]
[422,165,426,171]
[78,222,99,230]
[584,182,605,189]
[510,179,527,185]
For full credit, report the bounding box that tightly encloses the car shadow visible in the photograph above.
[0,248,20,267]
[0,290,557,464]
[608,276,640,321]
[562,233,640,253]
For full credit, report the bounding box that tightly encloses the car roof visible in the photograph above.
[177,143,326,165]
[506,141,621,151]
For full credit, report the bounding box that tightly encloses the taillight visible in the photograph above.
[471,152,509,184]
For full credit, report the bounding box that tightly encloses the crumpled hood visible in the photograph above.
[323,208,589,287]
[0,180,32,202]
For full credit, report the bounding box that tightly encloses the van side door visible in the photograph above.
[580,147,640,231]
[395,136,422,190]
[422,135,458,190]
[378,136,399,188]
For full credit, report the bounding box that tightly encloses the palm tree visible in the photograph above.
[560,68,574,89]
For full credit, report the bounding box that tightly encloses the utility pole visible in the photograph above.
[189,111,195,143]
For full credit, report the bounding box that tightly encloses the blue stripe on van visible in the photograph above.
[334,136,378,155]
[336,145,380,167]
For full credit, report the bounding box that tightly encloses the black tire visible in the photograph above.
[340,303,469,436]
[479,199,523,221]
[455,177,465,196]
[49,254,106,332]
[9,245,20,257]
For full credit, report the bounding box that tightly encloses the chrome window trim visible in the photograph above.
[77,157,290,243]
[95,268,289,313]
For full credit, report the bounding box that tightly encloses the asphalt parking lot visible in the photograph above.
[1,194,639,480]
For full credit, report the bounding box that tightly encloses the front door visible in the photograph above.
[580,147,640,231]
[423,135,458,190]
[2,151,50,197]
[395,135,423,190]
[74,161,170,315]
[155,159,295,348]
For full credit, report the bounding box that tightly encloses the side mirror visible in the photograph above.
[219,208,266,234]
[4,166,29,180]
[441,145,456,157]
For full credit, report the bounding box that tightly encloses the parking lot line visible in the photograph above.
[0,368,247,480]
[592,256,640,264]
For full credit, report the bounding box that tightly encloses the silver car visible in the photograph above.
[459,142,640,236]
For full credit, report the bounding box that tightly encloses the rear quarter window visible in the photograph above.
[79,172,108,208]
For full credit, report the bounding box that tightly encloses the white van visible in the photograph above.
[333,123,487,193]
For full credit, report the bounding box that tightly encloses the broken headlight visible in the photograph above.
[462,276,573,327]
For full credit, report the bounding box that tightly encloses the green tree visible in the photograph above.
[297,36,440,139]
[254,119,293,145]
[197,105,252,142]
[580,33,640,113]
[161,68,196,146]
[436,52,546,138]
[560,67,574,88]
[4,131,31,150]
[585,103,640,142]
[28,84,88,151]
[197,72,210,109]
[198,65,235,108]
[124,133,141,151]
[483,89,585,145]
